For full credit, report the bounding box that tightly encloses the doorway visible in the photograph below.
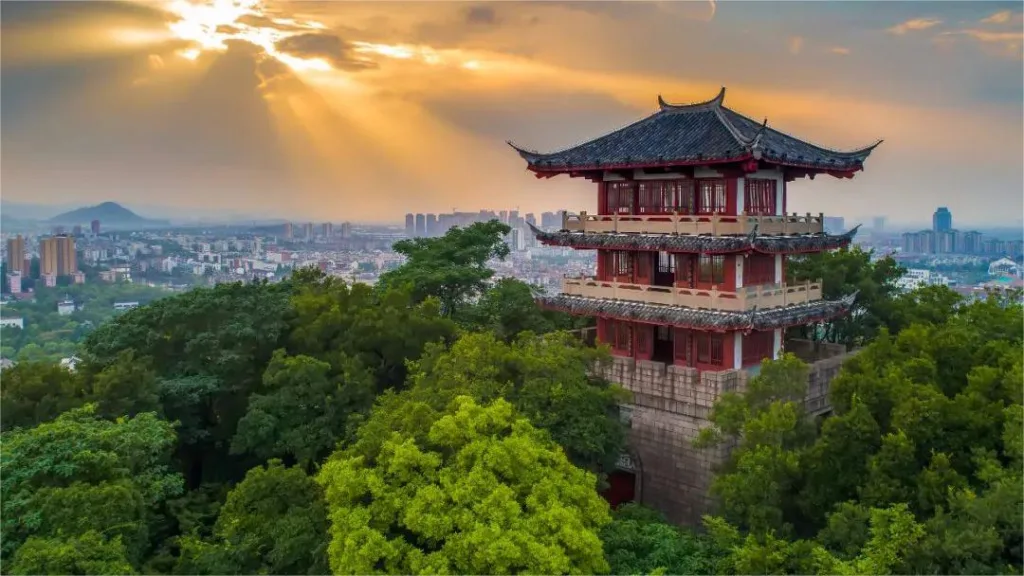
[653,251,675,287]
[602,471,637,508]
[652,325,674,364]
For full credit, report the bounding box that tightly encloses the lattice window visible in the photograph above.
[607,182,635,214]
[698,254,725,285]
[636,325,650,355]
[743,330,775,366]
[614,251,633,278]
[638,182,665,214]
[613,321,633,352]
[696,333,725,366]
[745,178,777,215]
[674,328,690,364]
[745,254,776,286]
[677,180,696,214]
[698,179,728,214]
[657,251,675,274]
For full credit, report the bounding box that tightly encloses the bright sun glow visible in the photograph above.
[163,0,331,71]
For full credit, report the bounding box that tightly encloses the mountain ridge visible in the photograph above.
[49,202,169,228]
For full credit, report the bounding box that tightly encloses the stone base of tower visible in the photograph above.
[597,340,853,526]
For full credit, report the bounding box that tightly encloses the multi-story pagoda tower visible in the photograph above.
[510,87,880,523]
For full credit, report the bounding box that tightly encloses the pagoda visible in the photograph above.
[510,87,880,522]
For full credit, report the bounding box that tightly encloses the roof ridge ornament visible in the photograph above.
[658,86,727,111]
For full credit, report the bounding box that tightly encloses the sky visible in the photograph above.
[1,0,1022,226]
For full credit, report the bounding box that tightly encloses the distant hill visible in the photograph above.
[49,202,169,228]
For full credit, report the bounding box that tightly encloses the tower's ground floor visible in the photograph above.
[588,335,852,524]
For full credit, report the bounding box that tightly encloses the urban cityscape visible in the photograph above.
[1,0,1022,574]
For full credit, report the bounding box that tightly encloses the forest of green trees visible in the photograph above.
[1,221,1021,575]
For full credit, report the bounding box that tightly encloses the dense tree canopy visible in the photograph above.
[1,405,182,571]
[4,219,1020,576]
[699,292,1024,574]
[318,396,612,575]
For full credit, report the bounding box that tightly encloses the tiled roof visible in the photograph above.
[509,87,882,174]
[529,223,860,255]
[537,291,858,331]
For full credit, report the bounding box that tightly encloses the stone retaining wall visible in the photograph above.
[598,340,855,525]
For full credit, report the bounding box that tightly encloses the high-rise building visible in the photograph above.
[340,222,353,239]
[415,213,426,237]
[405,213,415,237]
[322,222,333,238]
[56,234,77,275]
[6,235,25,273]
[72,225,82,235]
[283,222,293,239]
[39,237,59,277]
[91,220,101,235]
[962,231,983,254]
[933,207,952,232]
[426,214,438,237]
[872,216,886,234]
[512,87,877,523]
[303,223,314,240]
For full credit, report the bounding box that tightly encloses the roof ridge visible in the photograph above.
[508,106,668,161]
[722,106,883,158]
[658,87,727,111]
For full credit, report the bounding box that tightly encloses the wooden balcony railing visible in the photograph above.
[562,211,824,236]
[562,277,824,312]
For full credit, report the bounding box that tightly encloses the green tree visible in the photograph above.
[231,350,375,467]
[378,220,511,317]
[1,405,183,567]
[357,331,629,474]
[457,277,588,341]
[0,361,86,431]
[601,504,723,575]
[787,247,904,348]
[318,396,612,575]
[176,460,329,575]
[287,271,456,391]
[9,531,135,576]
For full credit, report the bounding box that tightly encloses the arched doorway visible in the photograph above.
[602,452,642,508]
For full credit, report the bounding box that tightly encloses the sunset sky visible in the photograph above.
[2,0,1021,226]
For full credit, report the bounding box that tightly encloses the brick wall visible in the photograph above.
[600,343,857,525]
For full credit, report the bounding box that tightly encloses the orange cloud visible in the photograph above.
[829,46,851,55]
[886,17,942,35]
[937,29,1024,59]
[981,10,1012,24]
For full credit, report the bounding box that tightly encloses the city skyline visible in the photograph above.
[2,1,1022,225]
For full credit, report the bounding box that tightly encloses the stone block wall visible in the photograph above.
[599,343,857,526]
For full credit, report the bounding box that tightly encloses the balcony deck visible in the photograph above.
[563,211,824,236]
[562,277,823,312]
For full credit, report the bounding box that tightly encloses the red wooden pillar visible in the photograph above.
[598,182,608,215]
[725,178,738,215]
[596,250,607,281]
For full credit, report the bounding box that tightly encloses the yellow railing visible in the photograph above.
[561,277,823,312]
[562,211,824,236]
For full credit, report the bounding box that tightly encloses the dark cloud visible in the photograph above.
[274,33,376,71]
[465,5,498,26]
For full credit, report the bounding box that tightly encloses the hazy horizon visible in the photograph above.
[2,1,1022,225]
